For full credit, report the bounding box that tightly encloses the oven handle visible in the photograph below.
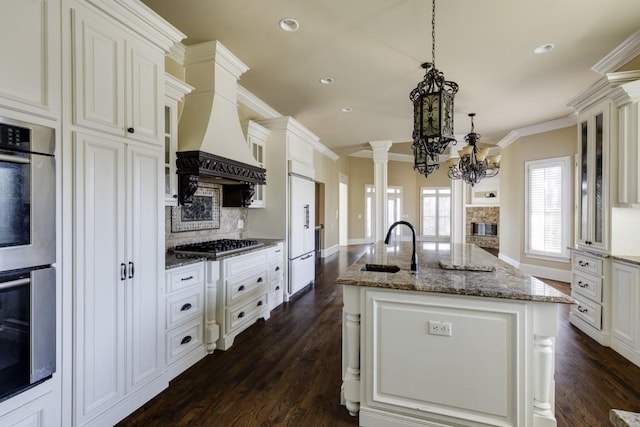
[0,277,30,290]
[0,152,31,164]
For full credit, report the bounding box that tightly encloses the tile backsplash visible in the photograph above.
[165,183,248,250]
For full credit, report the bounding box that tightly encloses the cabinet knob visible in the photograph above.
[127,127,135,134]
[275,266,280,272]
[238,311,245,319]
[180,303,192,311]
[173,194,178,199]
[238,285,245,291]
[257,277,263,283]
[180,335,192,345]
[275,286,280,291]
[257,300,263,307]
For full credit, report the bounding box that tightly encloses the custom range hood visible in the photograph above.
[176,40,266,207]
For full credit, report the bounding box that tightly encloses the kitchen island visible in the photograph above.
[336,242,574,427]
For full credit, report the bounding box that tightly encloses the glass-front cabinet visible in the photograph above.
[242,120,271,208]
[576,102,610,253]
[164,73,193,206]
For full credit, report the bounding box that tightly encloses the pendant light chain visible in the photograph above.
[431,0,436,67]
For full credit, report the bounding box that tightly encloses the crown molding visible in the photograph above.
[164,73,194,102]
[497,115,577,149]
[592,29,640,75]
[184,41,249,79]
[168,43,187,66]
[237,85,281,119]
[242,120,271,141]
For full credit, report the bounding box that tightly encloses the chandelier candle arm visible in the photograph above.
[448,113,501,186]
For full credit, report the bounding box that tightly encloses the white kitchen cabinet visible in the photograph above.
[164,74,193,205]
[611,260,640,367]
[71,2,163,146]
[211,248,272,351]
[249,117,319,301]
[268,243,285,310]
[73,132,166,426]
[575,102,612,253]
[0,0,59,118]
[569,251,610,345]
[164,262,206,380]
[613,78,640,206]
[243,120,270,208]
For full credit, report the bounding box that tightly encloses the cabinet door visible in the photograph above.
[289,175,305,258]
[126,144,164,391]
[303,179,316,254]
[74,133,126,423]
[0,0,58,117]
[164,103,178,204]
[126,37,163,145]
[72,5,125,135]
[577,119,589,245]
[611,262,639,349]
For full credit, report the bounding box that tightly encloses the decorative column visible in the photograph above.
[369,140,392,242]
[450,178,465,244]
[342,286,362,417]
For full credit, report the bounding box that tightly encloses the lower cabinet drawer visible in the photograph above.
[571,292,602,330]
[573,253,603,276]
[572,271,603,303]
[166,288,204,329]
[166,318,203,365]
[227,268,269,304]
[226,293,268,333]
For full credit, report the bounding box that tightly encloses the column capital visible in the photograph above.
[369,140,393,163]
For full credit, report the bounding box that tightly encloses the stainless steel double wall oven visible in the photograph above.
[0,116,56,402]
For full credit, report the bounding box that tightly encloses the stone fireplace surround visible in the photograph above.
[466,206,499,250]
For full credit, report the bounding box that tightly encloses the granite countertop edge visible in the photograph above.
[337,242,575,305]
[568,246,640,266]
[610,409,640,427]
[165,239,284,270]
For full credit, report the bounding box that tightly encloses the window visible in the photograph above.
[525,156,571,260]
[365,186,404,240]
[420,187,451,240]
[365,185,375,240]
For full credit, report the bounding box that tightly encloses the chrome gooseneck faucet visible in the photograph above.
[384,221,417,271]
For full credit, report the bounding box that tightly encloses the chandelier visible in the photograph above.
[410,0,459,178]
[447,113,501,186]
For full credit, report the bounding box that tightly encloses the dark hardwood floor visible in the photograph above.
[119,246,640,427]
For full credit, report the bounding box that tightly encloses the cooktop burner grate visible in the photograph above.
[173,239,263,257]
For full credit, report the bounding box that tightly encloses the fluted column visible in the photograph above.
[369,140,392,242]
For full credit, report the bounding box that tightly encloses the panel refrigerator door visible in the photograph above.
[289,252,315,296]
[302,179,316,254]
[289,175,309,259]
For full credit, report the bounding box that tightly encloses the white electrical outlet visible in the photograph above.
[427,320,452,337]
[237,219,244,229]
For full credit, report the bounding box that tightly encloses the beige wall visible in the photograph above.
[313,152,349,250]
[347,157,374,240]
[499,126,577,271]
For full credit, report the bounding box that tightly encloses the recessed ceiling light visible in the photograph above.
[319,77,334,85]
[341,107,352,113]
[279,18,299,32]
[534,43,555,54]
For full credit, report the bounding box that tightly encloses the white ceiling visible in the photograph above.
[141,0,640,151]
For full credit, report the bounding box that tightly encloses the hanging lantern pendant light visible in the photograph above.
[410,0,459,178]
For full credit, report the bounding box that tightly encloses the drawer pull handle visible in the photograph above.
[276,249,282,253]
[578,261,589,267]
[180,335,192,345]
[301,254,313,260]
[577,281,588,288]
[180,303,192,311]
[127,127,135,134]
[238,311,245,319]
[181,276,194,281]
[238,285,245,291]
[275,266,280,272]
[577,306,588,313]
[275,286,280,291]
[257,277,263,283]
[257,300,263,307]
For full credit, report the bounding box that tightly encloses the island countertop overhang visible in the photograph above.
[336,242,575,304]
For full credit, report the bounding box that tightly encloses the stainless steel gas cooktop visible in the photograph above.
[173,239,263,258]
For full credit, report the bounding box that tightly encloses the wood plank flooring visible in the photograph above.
[119,245,640,427]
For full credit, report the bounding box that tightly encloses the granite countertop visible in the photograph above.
[611,255,640,267]
[165,239,284,270]
[335,242,575,304]
[610,409,640,427]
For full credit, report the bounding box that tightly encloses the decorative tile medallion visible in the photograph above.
[171,182,221,232]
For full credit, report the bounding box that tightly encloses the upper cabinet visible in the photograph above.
[0,0,60,119]
[164,73,193,205]
[243,120,270,208]
[575,102,612,253]
[71,3,163,145]
[612,76,640,207]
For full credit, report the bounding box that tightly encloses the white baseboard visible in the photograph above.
[518,263,572,282]
[320,244,340,258]
[348,238,374,245]
[498,252,520,268]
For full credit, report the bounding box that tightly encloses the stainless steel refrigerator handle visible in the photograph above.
[0,152,31,164]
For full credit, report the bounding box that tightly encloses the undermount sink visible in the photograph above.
[360,263,400,273]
